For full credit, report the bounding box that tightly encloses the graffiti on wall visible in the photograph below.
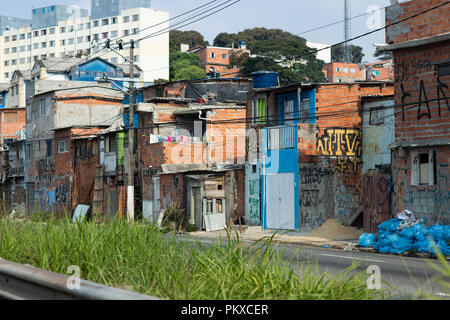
[301,211,325,231]
[55,184,68,205]
[299,166,332,185]
[397,58,449,121]
[395,59,432,82]
[334,184,361,218]
[299,161,331,231]
[247,179,260,224]
[317,128,362,172]
[395,164,449,225]
[363,174,391,234]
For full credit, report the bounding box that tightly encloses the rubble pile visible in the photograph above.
[310,219,363,241]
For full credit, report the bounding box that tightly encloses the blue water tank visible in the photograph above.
[251,71,279,89]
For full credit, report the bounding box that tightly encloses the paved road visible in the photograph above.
[177,235,450,299]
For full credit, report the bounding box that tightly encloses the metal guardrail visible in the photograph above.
[0,258,161,300]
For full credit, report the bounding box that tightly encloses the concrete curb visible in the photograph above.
[184,232,359,251]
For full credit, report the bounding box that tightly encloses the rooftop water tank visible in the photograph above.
[251,71,279,89]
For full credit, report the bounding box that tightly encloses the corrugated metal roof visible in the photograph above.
[155,163,244,175]
[37,56,83,73]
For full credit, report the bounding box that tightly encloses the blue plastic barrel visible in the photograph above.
[251,71,279,88]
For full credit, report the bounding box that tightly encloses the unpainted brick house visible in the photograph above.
[246,81,394,231]
[134,79,252,230]
[25,86,123,215]
[378,0,450,225]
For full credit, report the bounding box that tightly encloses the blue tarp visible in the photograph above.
[359,219,450,256]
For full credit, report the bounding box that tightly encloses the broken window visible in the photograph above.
[369,106,384,125]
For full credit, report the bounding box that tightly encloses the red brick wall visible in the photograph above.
[208,108,246,165]
[54,127,102,176]
[386,0,450,44]
[0,108,25,142]
[193,47,249,77]
[139,108,246,168]
[315,83,394,132]
[393,42,450,144]
[159,174,185,211]
[388,1,450,224]
[323,63,365,82]
[54,129,73,176]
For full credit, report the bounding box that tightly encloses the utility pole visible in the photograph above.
[102,38,137,222]
[127,39,136,223]
[344,0,352,62]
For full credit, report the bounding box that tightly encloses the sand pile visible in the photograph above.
[309,219,363,241]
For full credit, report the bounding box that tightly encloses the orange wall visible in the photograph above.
[0,108,26,142]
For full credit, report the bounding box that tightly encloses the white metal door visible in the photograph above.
[203,198,226,232]
[266,173,295,230]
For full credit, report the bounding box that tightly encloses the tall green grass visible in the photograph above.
[0,216,384,300]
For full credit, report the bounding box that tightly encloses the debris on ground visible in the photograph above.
[309,219,363,241]
[359,218,450,256]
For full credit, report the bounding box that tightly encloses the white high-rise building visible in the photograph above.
[0,1,169,83]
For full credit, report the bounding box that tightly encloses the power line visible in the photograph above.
[134,0,242,44]
[35,1,236,80]
[296,1,450,58]
[296,4,390,36]
[108,0,225,43]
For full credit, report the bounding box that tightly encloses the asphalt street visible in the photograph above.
[177,235,450,299]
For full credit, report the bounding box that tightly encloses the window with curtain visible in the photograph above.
[253,98,267,124]
[283,99,294,125]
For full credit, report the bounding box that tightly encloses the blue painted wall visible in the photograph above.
[122,92,144,105]
[70,58,123,83]
[261,127,299,230]
[277,89,316,125]
[0,91,8,109]
[123,114,139,129]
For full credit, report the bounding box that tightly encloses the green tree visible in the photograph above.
[213,28,302,49]
[170,52,206,81]
[170,30,209,53]
[214,28,325,85]
[373,49,393,61]
[331,44,365,64]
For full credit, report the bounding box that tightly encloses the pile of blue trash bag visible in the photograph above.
[359,218,450,256]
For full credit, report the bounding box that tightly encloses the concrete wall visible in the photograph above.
[362,98,395,172]
[393,147,449,225]
[299,159,334,232]
[386,0,449,44]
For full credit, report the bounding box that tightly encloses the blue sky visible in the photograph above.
[2,0,400,61]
